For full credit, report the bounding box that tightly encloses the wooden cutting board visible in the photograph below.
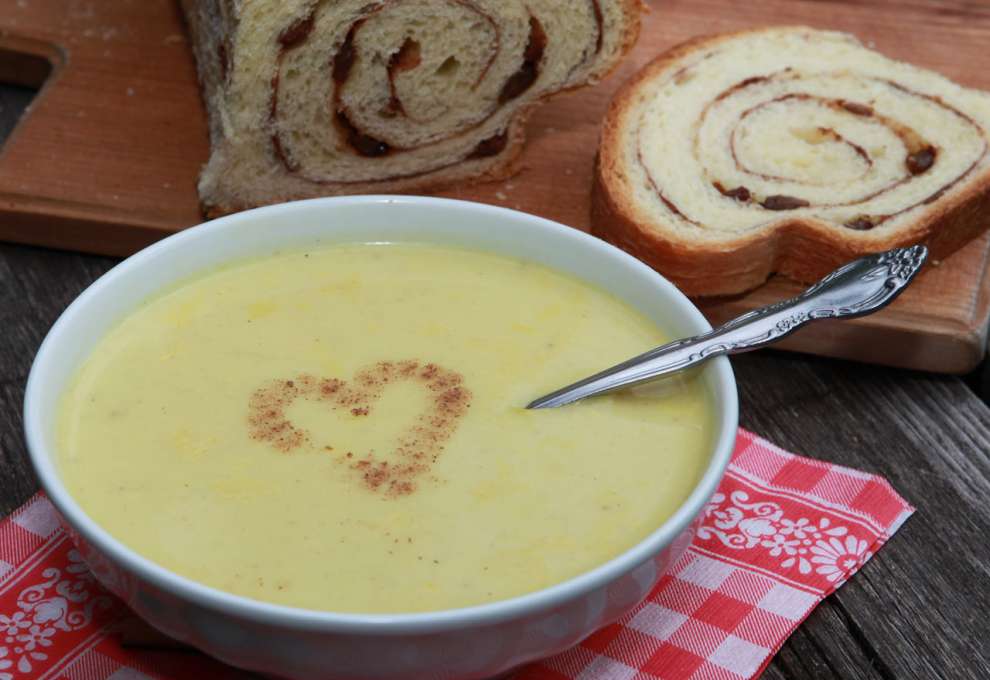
[0,0,988,373]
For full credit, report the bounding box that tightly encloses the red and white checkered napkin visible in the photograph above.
[0,429,911,680]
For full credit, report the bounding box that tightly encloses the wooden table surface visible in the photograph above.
[2,1,990,678]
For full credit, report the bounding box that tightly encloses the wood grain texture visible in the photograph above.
[735,351,990,679]
[0,0,206,250]
[0,236,116,515]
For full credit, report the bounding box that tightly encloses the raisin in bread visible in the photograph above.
[594,27,990,296]
[180,0,642,216]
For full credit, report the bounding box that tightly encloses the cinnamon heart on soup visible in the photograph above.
[248,360,472,497]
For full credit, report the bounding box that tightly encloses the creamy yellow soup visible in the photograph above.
[58,244,713,613]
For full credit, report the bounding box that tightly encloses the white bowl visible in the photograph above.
[24,196,738,680]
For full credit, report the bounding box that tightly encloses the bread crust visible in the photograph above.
[189,1,644,217]
[204,119,530,218]
[592,27,990,297]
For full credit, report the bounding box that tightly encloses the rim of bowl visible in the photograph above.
[24,195,738,636]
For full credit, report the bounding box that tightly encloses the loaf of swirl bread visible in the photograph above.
[594,27,990,296]
[180,0,641,215]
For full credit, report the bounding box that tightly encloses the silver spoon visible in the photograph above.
[527,244,928,409]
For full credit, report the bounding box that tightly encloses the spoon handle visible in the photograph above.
[526,245,928,409]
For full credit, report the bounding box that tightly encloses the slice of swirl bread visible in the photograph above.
[180,0,641,216]
[594,27,990,296]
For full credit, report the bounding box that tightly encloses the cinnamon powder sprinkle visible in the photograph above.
[247,361,472,497]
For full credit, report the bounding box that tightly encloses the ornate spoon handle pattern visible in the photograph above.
[527,245,928,409]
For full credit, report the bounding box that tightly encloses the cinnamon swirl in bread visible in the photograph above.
[181,0,641,215]
[594,27,990,296]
